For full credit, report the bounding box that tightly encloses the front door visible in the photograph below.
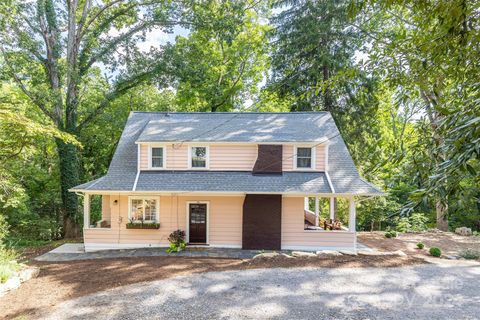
[188,203,207,243]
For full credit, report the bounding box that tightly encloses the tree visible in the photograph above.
[269,0,362,112]
[0,0,186,236]
[362,0,480,230]
[169,0,270,112]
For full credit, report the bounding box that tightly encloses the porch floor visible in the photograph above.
[35,243,373,262]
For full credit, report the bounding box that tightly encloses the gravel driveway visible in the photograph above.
[45,264,480,320]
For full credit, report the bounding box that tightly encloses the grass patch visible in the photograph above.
[0,247,21,283]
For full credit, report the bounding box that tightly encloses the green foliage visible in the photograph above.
[416,242,425,249]
[0,247,19,283]
[166,229,186,253]
[385,230,397,238]
[429,247,442,257]
[459,249,480,260]
[396,213,429,233]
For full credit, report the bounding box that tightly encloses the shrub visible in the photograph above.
[0,247,20,283]
[459,249,480,260]
[429,247,441,257]
[167,230,186,253]
[396,217,411,233]
[417,242,425,249]
[385,230,397,238]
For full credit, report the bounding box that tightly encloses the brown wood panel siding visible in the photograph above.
[242,194,282,250]
[253,145,283,174]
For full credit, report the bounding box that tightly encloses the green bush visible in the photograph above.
[385,230,397,238]
[11,217,62,242]
[429,247,441,257]
[459,249,480,260]
[0,247,20,283]
[166,229,186,253]
[396,213,429,232]
[417,242,425,249]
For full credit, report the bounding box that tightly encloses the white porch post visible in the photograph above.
[329,197,335,221]
[83,194,90,229]
[348,197,356,232]
[314,195,319,227]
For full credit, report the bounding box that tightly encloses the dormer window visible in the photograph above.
[189,146,209,169]
[294,146,315,170]
[150,146,165,168]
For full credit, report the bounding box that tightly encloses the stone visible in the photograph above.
[339,250,358,256]
[392,250,407,257]
[252,252,280,259]
[316,250,342,257]
[280,253,295,259]
[292,251,316,257]
[18,267,40,282]
[455,227,472,236]
[445,255,458,260]
[357,250,380,256]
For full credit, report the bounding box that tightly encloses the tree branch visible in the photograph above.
[0,47,56,122]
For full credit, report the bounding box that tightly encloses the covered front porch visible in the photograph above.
[303,196,357,232]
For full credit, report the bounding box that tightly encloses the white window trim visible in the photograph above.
[185,201,210,244]
[148,145,167,170]
[188,145,210,170]
[293,145,316,170]
[128,196,160,223]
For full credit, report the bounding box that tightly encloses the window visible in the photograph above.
[129,197,159,222]
[190,146,208,168]
[150,147,164,168]
[296,147,314,169]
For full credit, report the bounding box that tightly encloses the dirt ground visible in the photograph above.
[0,251,423,319]
[358,230,480,258]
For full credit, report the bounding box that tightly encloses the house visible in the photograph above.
[70,112,383,252]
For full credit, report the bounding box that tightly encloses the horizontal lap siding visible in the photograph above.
[139,143,326,171]
[84,195,243,248]
[281,197,354,250]
[140,144,149,169]
[166,145,188,169]
[209,145,257,170]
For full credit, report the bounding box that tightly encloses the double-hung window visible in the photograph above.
[190,146,208,169]
[129,197,159,223]
[295,147,315,169]
[150,147,164,168]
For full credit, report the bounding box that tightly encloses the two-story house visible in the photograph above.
[71,112,383,252]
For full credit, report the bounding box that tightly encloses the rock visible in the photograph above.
[455,227,472,236]
[392,250,407,257]
[18,267,40,282]
[445,255,458,260]
[252,252,280,259]
[280,253,295,259]
[357,250,379,256]
[316,250,342,257]
[292,251,316,257]
[339,250,358,256]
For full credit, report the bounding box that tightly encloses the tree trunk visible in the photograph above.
[56,138,80,238]
[436,200,449,231]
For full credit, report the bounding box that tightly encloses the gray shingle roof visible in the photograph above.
[71,112,383,196]
[137,112,335,142]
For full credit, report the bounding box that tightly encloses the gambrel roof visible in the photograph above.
[71,112,383,196]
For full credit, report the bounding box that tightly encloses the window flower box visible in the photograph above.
[126,222,160,230]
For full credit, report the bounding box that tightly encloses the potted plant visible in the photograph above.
[126,218,160,229]
[166,229,186,253]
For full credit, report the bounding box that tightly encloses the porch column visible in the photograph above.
[329,197,335,221]
[314,195,319,227]
[83,194,90,229]
[348,197,356,232]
